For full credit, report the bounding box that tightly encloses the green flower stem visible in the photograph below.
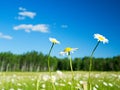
[68,54,74,79]
[88,41,100,90]
[36,79,39,90]
[48,43,54,76]
[68,53,74,89]
[36,43,55,90]
[47,43,56,90]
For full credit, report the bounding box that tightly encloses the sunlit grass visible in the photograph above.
[0,71,120,90]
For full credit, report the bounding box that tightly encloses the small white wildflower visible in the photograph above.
[93,87,97,90]
[17,83,22,86]
[79,80,84,84]
[56,70,63,76]
[11,78,15,83]
[59,83,65,86]
[95,74,100,78]
[118,75,120,79]
[68,82,72,85]
[95,84,99,88]
[13,74,17,78]
[108,83,113,87]
[51,76,56,83]
[103,82,108,86]
[54,82,59,86]
[31,78,35,81]
[42,84,46,88]
[42,75,50,81]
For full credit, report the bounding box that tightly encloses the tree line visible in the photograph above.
[0,51,120,72]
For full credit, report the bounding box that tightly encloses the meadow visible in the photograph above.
[0,35,119,90]
[0,71,120,90]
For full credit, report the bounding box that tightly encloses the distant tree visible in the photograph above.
[73,58,82,70]
[82,56,90,71]
[0,51,119,71]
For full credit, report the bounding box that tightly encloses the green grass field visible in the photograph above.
[0,71,120,90]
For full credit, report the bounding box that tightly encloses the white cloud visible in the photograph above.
[16,7,36,20]
[61,25,68,28]
[19,11,36,19]
[19,7,26,11]
[32,24,49,32]
[0,33,12,40]
[13,24,49,33]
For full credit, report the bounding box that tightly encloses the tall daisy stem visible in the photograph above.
[88,41,100,90]
[68,54,74,79]
[48,43,54,76]
[47,43,56,90]
[68,53,74,89]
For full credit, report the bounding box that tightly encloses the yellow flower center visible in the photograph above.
[51,39,57,43]
[64,47,72,52]
[98,36,105,41]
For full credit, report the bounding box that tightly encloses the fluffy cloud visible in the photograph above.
[16,7,36,20]
[0,33,12,40]
[19,11,36,19]
[61,25,68,28]
[13,24,49,33]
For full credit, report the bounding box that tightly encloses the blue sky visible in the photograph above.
[0,0,120,58]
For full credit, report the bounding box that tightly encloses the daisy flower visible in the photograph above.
[94,33,108,44]
[60,47,78,55]
[48,37,60,76]
[60,47,78,87]
[49,37,60,44]
[47,37,60,90]
[88,33,109,90]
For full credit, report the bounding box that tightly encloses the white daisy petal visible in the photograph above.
[49,37,60,44]
[60,47,78,56]
[72,48,78,51]
[94,33,108,44]
[59,52,66,56]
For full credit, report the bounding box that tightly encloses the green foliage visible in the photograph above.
[0,51,120,71]
[0,72,120,90]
